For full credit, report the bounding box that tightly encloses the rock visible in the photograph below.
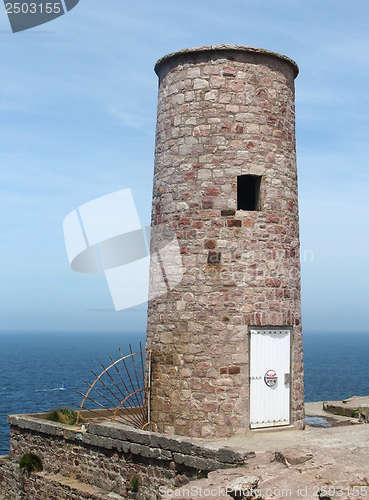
[358,405,369,423]
[323,401,356,417]
[226,476,260,499]
[274,449,313,466]
[323,396,369,418]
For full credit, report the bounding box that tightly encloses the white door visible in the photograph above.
[249,328,291,429]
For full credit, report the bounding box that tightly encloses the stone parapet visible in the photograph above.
[1,414,255,500]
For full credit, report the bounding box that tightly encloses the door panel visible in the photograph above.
[250,329,291,429]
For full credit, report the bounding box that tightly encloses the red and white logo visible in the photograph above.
[264,370,278,387]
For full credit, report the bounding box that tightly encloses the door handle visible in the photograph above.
[284,373,290,384]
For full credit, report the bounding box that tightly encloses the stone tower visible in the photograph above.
[146,45,304,438]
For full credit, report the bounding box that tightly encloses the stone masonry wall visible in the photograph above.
[146,45,304,438]
[0,414,252,500]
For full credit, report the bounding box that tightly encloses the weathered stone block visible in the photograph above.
[173,452,186,464]
[160,449,173,461]
[218,448,253,464]
[156,435,182,453]
[182,455,220,471]
[275,449,313,466]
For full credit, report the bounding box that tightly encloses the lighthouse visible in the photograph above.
[146,45,304,438]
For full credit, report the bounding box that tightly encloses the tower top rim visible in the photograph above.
[154,45,299,79]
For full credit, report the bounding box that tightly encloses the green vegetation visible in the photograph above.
[45,407,81,425]
[130,476,139,492]
[197,470,209,479]
[19,453,43,473]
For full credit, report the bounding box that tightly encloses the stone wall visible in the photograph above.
[0,414,253,500]
[146,45,304,438]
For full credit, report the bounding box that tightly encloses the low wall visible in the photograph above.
[0,414,254,499]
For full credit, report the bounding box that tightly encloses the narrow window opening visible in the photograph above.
[237,175,262,211]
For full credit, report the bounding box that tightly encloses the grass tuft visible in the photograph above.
[19,453,43,473]
[130,476,139,492]
[45,407,82,425]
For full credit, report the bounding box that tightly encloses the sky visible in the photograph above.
[0,0,368,334]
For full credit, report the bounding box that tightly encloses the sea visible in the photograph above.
[0,330,368,455]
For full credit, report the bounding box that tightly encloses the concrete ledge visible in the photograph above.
[251,424,296,434]
[323,396,369,418]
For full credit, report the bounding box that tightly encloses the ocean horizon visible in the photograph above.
[0,330,368,454]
